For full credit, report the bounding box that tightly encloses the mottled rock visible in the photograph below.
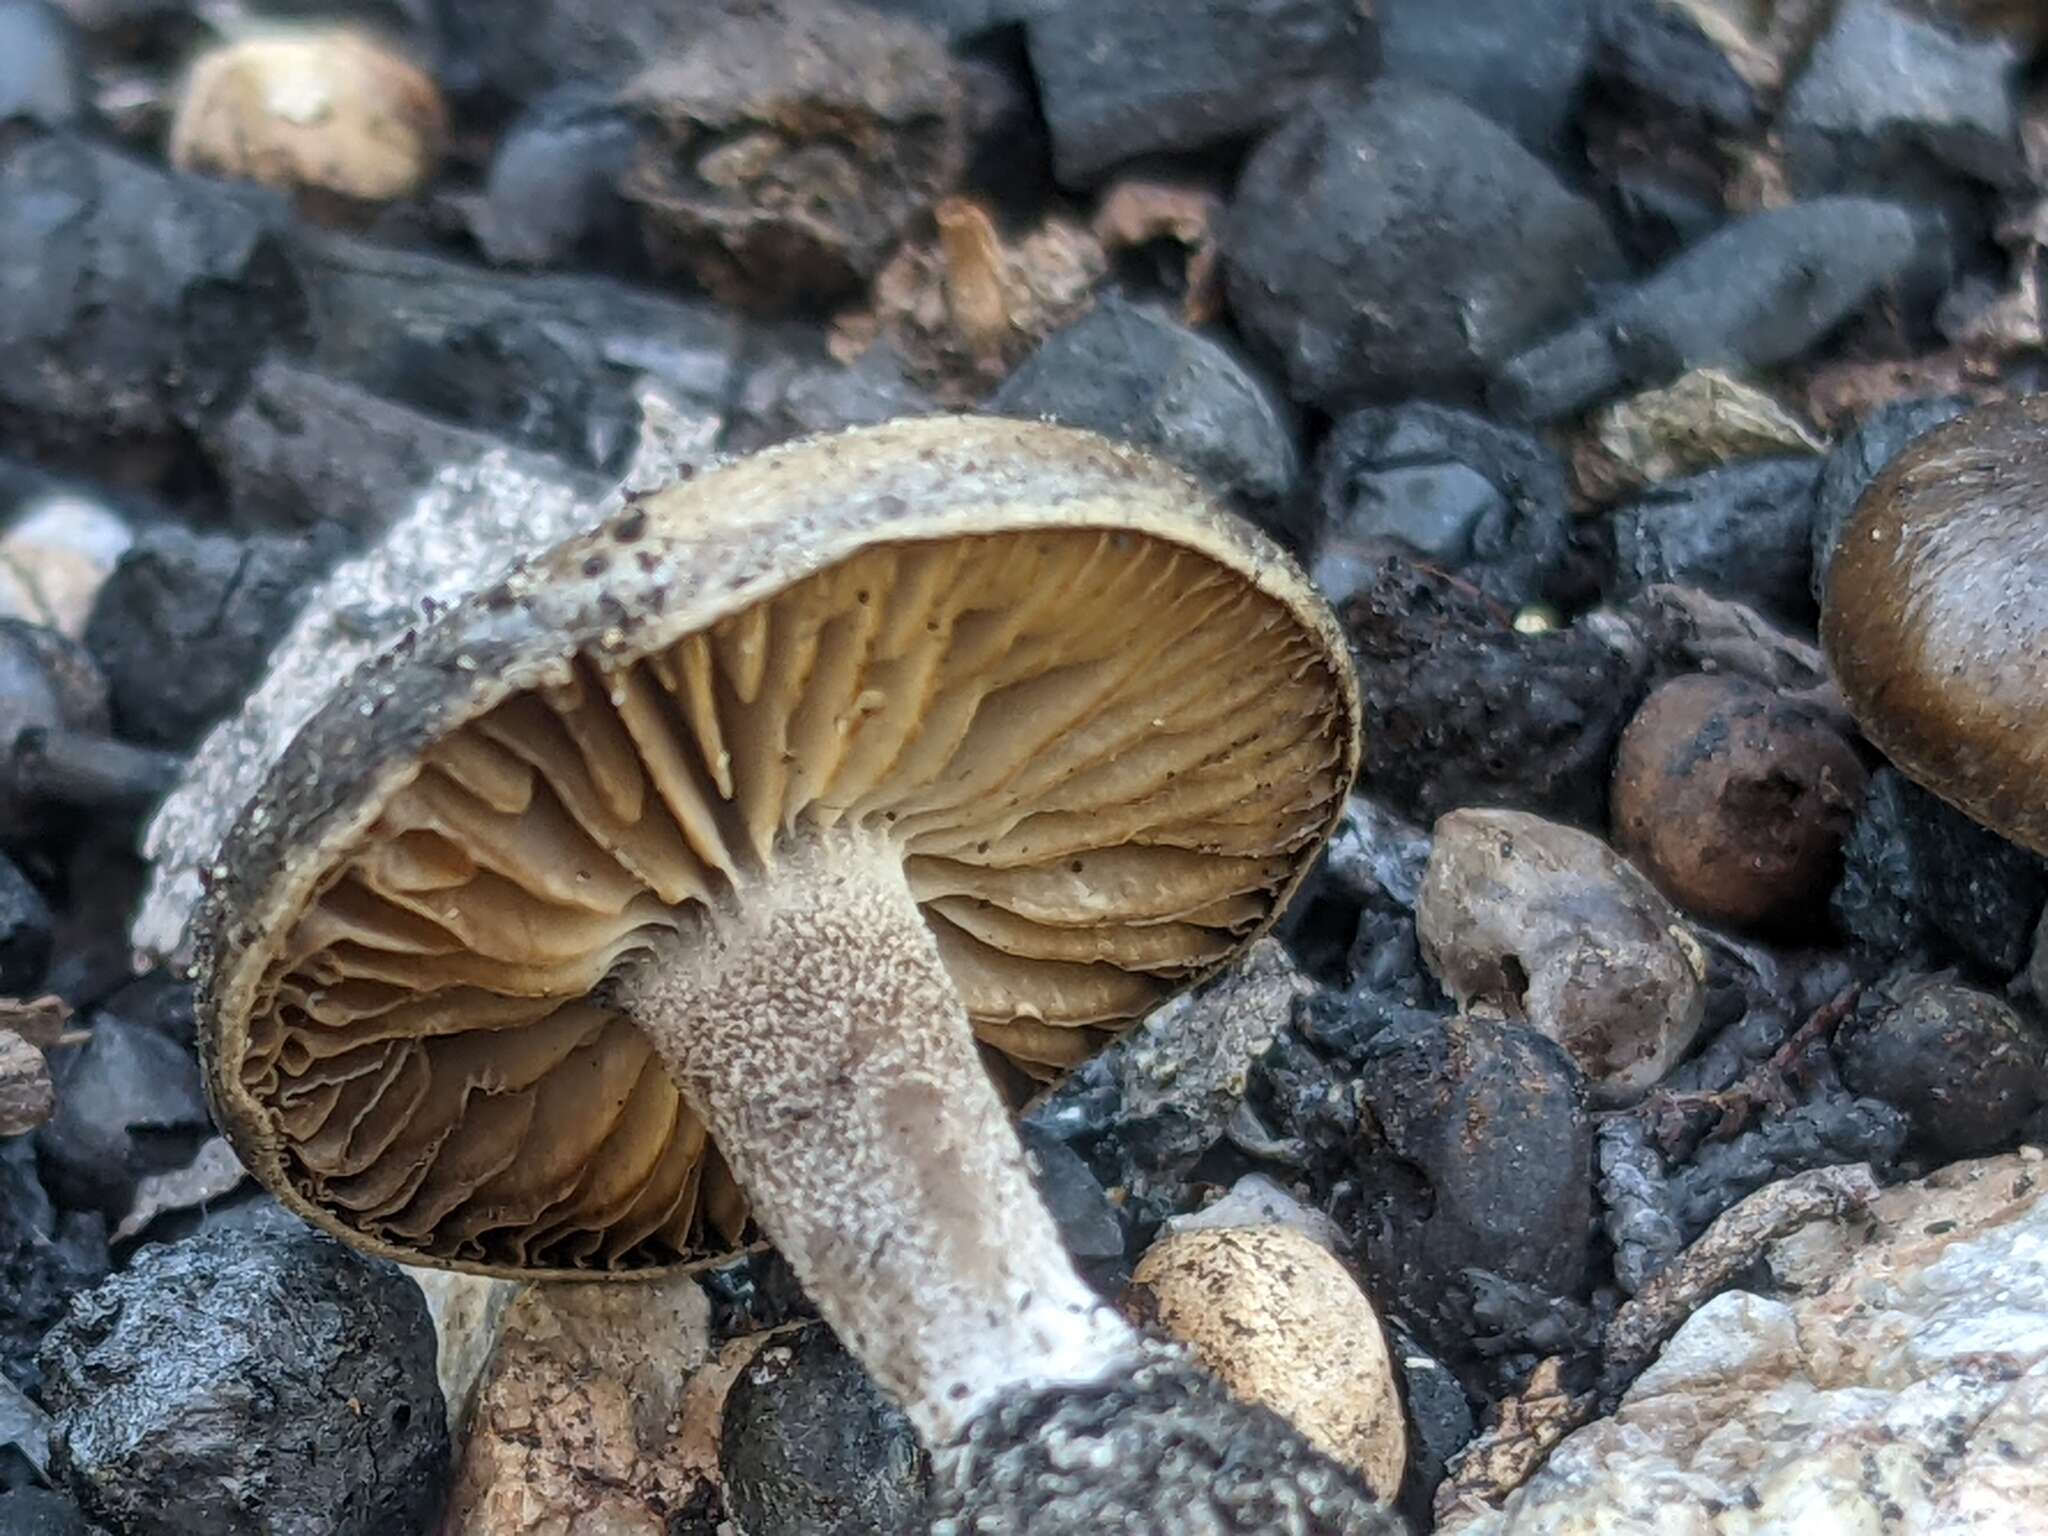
[33,1017,209,1220]
[1318,795,1435,914]
[1341,557,1649,829]
[1596,1115,1684,1294]
[1310,404,1572,607]
[989,297,1298,529]
[1127,1225,1407,1498]
[1667,1097,1910,1238]
[1808,392,1970,604]
[621,0,963,311]
[1781,0,2026,195]
[1026,0,1374,185]
[85,524,344,752]
[400,1268,522,1443]
[1837,974,2048,1157]
[1226,82,1624,408]
[1608,457,1822,626]
[1610,674,1867,931]
[1574,370,1825,504]
[1351,1012,1594,1364]
[40,1224,447,1536]
[1165,1173,1347,1254]
[0,495,132,640]
[444,1274,711,1535]
[0,1137,106,1396]
[722,1325,927,1536]
[1419,808,1707,1103]
[1451,1153,2048,1535]
[1493,198,1931,423]
[1834,768,2048,980]
[1378,0,1597,154]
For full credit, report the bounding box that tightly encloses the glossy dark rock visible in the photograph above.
[1837,974,2048,1157]
[721,1326,928,1536]
[1225,82,1624,408]
[32,1017,210,1220]
[1350,1011,1593,1363]
[38,1225,448,1536]
[1309,404,1572,607]
[1341,556,1649,828]
[0,850,51,992]
[989,298,1299,531]
[1608,457,1822,627]
[1666,1095,1908,1238]
[1493,199,1929,423]
[0,1137,108,1396]
[1821,394,2048,859]
[85,525,345,752]
[1808,393,1969,606]
[1378,0,1596,154]
[1610,674,1867,931]
[1026,0,1375,185]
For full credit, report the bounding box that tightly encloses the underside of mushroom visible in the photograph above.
[238,525,1348,1295]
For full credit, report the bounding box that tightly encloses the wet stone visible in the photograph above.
[1606,457,1822,627]
[1025,0,1375,186]
[988,297,1299,533]
[720,1325,928,1536]
[1833,768,2048,981]
[32,1016,209,1220]
[1377,0,1597,155]
[0,2,83,129]
[1493,198,1931,423]
[1349,1011,1593,1367]
[1225,82,1624,409]
[0,1136,108,1397]
[1780,0,2027,196]
[1809,392,1970,606]
[1836,973,2048,1158]
[38,1223,448,1536]
[1309,404,1573,608]
[0,849,52,993]
[1666,1095,1909,1238]
[1341,556,1649,829]
[85,524,347,752]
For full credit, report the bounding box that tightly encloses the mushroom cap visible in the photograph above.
[194,416,1361,1278]
[1822,394,2048,856]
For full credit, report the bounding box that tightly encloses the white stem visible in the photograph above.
[611,831,1139,1444]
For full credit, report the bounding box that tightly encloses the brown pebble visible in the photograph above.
[1610,674,1867,931]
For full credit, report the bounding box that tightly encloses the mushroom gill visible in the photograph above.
[239,527,1349,1271]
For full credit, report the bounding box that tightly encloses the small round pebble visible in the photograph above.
[1837,975,2048,1158]
[1126,1224,1407,1499]
[1610,674,1868,931]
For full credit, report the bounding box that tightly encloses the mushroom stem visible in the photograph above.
[610,830,1141,1446]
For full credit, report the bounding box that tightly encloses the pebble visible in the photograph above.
[1454,1153,2048,1535]
[1780,0,2027,195]
[1389,1326,1476,1528]
[1667,1096,1910,1238]
[721,1325,928,1536]
[1341,556,1649,829]
[1609,674,1868,931]
[1417,807,1708,1103]
[1377,0,1597,154]
[0,135,303,470]
[1309,404,1572,607]
[84,524,345,751]
[1808,392,1970,604]
[472,85,638,268]
[39,1224,448,1536]
[1834,768,2048,981]
[0,850,51,993]
[1026,0,1374,185]
[1493,198,1932,423]
[1351,1011,1593,1367]
[1126,1224,1408,1499]
[443,1274,712,1534]
[1836,973,2048,1158]
[1018,1121,1126,1265]
[1607,457,1823,626]
[988,296,1299,532]
[1225,82,1624,409]
[1595,1115,1685,1295]
[0,2,82,130]
[0,1137,107,1397]
[0,495,134,640]
[169,28,447,210]
[621,0,963,312]
[32,1016,210,1220]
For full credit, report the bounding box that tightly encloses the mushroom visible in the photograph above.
[191,416,1391,1525]
[1821,393,2048,856]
